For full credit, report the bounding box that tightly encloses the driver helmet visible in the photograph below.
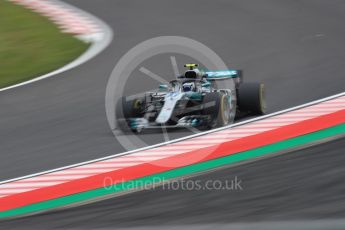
[183,82,195,92]
[184,68,202,79]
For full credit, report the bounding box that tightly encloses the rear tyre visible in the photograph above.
[202,92,231,129]
[237,83,266,115]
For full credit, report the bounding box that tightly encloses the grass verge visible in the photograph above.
[0,0,89,88]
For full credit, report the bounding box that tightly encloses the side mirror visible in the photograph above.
[159,84,168,91]
[202,82,211,87]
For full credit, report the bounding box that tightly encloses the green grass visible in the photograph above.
[0,0,89,88]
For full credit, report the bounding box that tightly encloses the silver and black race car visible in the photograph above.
[116,64,266,133]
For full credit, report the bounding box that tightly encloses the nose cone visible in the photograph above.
[156,93,183,124]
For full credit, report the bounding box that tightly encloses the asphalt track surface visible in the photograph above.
[1,0,345,181]
[1,0,345,227]
[2,137,345,229]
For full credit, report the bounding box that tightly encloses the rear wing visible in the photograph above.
[204,70,243,84]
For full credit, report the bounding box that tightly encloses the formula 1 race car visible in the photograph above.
[116,64,266,133]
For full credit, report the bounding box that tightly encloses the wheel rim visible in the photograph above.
[259,84,266,114]
[221,95,231,125]
[133,99,141,109]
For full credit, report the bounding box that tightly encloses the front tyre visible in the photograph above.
[202,92,232,129]
[116,96,143,132]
